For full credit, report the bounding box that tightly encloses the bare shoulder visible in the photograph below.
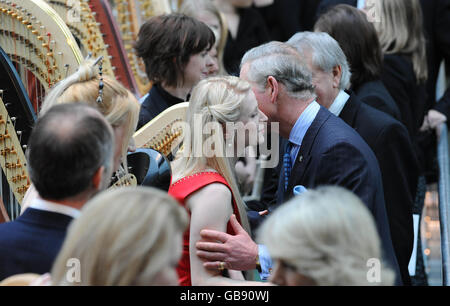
[199,183,231,197]
[186,183,232,212]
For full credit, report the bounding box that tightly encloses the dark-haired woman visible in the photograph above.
[135,14,216,129]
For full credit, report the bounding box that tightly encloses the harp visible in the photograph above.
[46,0,139,95]
[133,102,188,159]
[0,0,83,111]
[0,47,36,221]
[111,0,172,96]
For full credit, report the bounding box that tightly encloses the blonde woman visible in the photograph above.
[169,75,267,285]
[40,59,140,172]
[21,59,140,212]
[370,0,428,139]
[258,186,395,286]
[50,187,188,285]
[179,0,258,195]
[179,0,228,76]
[370,0,430,286]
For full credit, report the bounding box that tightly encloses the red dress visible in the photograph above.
[168,171,242,286]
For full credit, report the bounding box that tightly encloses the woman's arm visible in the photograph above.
[186,183,264,285]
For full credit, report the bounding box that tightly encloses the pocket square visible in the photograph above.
[293,185,307,196]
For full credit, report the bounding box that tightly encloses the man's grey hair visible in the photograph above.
[287,32,352,90]
[240,41,316,100]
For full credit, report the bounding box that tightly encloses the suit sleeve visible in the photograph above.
[375,124,417,276]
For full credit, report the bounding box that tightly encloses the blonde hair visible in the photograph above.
[172,75,251,233]
[372,0,427,83]
[258,186,395,286]
[51,187,188,285]
[41,59,140,164]
[179,0,228,75]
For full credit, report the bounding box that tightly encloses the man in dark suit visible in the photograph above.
[317,0,450,120]
[287,31,419,285]
[195,41,401,284]
[0,103,115,281]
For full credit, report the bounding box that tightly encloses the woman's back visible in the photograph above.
[381,53,427,138]
[354,79,402,121]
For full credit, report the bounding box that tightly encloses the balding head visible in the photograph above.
[27,103,114,202]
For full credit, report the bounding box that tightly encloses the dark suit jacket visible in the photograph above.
[137,84,185,130]
[0,208,73,280]
[340,93,419,285]
[354,80,402,121]
[278,106,401,284]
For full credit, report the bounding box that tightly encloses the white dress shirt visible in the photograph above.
[29,198,81,219]
[328,90,350,117]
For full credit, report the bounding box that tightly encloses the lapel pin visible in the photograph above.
[299,155,303,162]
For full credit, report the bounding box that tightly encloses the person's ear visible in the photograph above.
[266,76,279,104]
[92,166,105,191]
[332,65,342,89]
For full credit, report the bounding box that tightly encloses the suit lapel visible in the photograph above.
[285,107,331,197]
[339,92,360,127]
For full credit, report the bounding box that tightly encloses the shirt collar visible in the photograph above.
[328,90,350,117]
[289,101,321,147]
[29,198,81,219]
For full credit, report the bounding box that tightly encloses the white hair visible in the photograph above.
[240,41,316,101]
[258,186,395,286]
[287,32,352,90]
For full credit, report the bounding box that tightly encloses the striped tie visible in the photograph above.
[283,142,293,191]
